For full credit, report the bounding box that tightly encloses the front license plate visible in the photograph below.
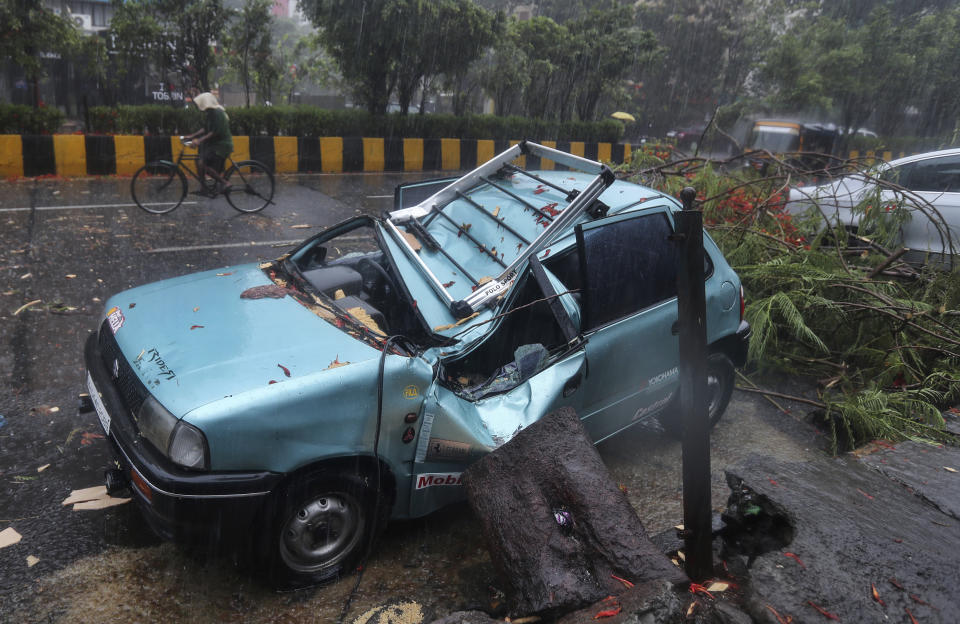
[86,372,111,435]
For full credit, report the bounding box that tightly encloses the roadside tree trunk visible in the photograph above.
[462,407,687,618]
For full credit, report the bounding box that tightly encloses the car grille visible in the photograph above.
[98,319,148,416]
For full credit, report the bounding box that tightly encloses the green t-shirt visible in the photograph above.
[204,108,233,158]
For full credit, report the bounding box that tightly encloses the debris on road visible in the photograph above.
[12,299,41,316]
[61,486,130,511]
[0,527,23,549]
[26,555,39,567]
[351,601,424,624]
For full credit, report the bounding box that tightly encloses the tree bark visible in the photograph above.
[462,407,687,618]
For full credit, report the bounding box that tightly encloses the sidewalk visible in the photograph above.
[723,433,960,623]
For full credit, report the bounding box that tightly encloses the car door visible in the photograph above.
[572,209,683,442]
[893,154,960,259]
[408,260,586,517]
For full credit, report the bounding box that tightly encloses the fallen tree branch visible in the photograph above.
[734,385,827,409]
[868,247,909,279]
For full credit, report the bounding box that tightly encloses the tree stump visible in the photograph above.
[462,407,687,617]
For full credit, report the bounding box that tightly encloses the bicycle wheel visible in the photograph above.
[224,160,275,213]
[131,162,187,214]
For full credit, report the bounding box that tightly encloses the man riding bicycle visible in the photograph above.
[182,92,234,196]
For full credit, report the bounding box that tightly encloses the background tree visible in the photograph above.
[478,36,529,116]
[510,16,569,120]
[272,30,338,104]
[109,0,230,97]
[567,6,660,121]
[298,0,499,114]
[435,0,502,116]
[634,0,786,133]
[224,0,274,106]
[165,0,231,90]
[108,0,169,103]
[298,0,399,113]
[1,0,79,107]
[761,8,913,151]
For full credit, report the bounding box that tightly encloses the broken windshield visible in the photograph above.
[267,216,439,349]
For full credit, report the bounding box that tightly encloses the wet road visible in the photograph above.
[0,174,824,623]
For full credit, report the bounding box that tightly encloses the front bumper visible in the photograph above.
[84,330,283,543]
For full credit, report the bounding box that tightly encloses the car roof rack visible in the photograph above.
[386,140,615,318]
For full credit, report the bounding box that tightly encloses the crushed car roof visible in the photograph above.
[382,141,674,337]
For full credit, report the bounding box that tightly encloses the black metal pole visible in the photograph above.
[675,186,713,581]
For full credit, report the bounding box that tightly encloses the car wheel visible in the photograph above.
[657,353,735,438]
[260,471,381,588]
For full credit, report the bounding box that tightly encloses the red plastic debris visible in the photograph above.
[856,488,874,500]
[765,604,793,624]
[80,432,105,445]
[610,574,633,588]
[689,583,714,599]
[593,596,621,619]
[889,577,904,590]
[190,325,204,330]
[277,363,291,377]
[905,607,918,624]
[784,552,806,568]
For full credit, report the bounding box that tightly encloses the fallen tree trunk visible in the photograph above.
[462,407,687,617]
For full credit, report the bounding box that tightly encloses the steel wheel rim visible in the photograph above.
[279,491,365,573]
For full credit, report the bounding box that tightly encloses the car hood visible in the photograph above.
[104,264,379,418]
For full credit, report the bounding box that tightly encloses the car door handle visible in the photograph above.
[563,373,582,397]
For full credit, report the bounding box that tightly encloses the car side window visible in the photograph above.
[902,156,960,193]
[576,212,678,331]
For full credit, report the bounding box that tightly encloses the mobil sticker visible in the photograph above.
[415,472,463,490]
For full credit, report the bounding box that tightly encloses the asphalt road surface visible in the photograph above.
[0,173,824,623]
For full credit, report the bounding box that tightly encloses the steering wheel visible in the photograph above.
[357,257,399,302]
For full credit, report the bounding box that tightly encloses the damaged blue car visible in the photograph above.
[83,141,749,587]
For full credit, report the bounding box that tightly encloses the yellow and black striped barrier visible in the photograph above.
[0,135,635,179]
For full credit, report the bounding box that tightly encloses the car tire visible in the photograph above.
[657,352,735,438]
[258,470,383,589]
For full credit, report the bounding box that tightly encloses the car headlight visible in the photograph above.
[169,421,208,469]
[137,396,209,470]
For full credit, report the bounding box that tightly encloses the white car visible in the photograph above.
[786,148,960,263]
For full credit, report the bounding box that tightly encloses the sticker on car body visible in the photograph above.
[648,366,678,387]
[106,306,125,334]
[415,472,463,489]
[633,393,673,422]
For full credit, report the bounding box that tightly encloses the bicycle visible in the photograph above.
[130,137,275,214]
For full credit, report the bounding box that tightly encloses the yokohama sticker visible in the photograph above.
[106,306,125,334]
[415,472,463,490]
